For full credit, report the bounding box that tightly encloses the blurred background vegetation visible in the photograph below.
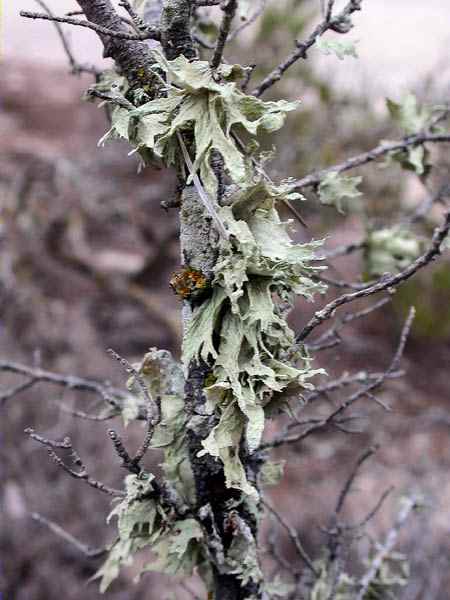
[1,1,450,598]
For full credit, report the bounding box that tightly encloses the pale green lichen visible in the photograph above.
[318,171,363,213]
[94,472,207,592]
[183,180,325,496]
[316,38,358,60]
[97,50,299,198]
[365,226,423,277]
[384,94,447,175]
[127,349,195,505]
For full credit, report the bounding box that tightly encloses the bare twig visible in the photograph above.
[107,348,158,420]
[305,296,392,352]
[32,0,99,75]
[0,359,130,414]
[20,10,161,41]
[301,369,404,408]
[210,0,238,69]
[263,497,318,576]
[57,405,113,421]
[228,0,267,41]
[108,428,138,473]
[252,0,362,97]
[0,378,36,406]
[25,428,124,496]
[118,0,148,32]
[265,310,415,450]
[264,525,300,577]
[296,213,450,343]
[31,512,109,558]
[294,134,450,192]
[107,349,161,469]
[353,487,394,529]
[133,395,162,465]
[314,239,367,261]
[404,182,450,226]
[335,446,378,516]
[312,273,373,291]
[356,495,420,600]
[25,428,72,449]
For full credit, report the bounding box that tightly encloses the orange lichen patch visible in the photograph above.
[170,267,209,300]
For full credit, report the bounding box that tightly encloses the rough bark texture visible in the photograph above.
[160,0,197,60]
[76,0,156,83]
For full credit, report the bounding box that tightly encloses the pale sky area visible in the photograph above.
[5,0,450,97]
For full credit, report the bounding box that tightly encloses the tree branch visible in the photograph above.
[25,428,124,496]
[31,0,99,75]
[294,133,450,192]
[265,309,415,450]
[31,512,109,558]
[252,0,362,97]
[210,0,237,69]
[75,0,157,83]
[296,211,450,343]
[0,359,131,414]
[20,10,161,41]
[262,497,318,576]
[356,495,420,600]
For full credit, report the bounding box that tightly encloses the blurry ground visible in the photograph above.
[2,2,450,600]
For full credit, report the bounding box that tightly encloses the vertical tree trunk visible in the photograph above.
[181,191,262,600]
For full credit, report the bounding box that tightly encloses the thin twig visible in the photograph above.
[228,0,267,42]
[108,348,157,415]
[265,310,415,450]
[108,428,138,473]
[118,0,148,32]
[335,446,378,515]
[25,428,72,449]
[252,0,362,96]
[210,0,238,69]
[263,498,318,576]
[20,10,161,41]
[25,428,124,496]
[305,296,392,352]
[0,378,36,406]
[33,0,98,75]
[296,212,450,343]
[314,239,367,261]
[294,134,450,192]
[403,182,450,226]
[356,495,420,600]
[301,369,403,408]
[0,359,130,413]
[31,512,109,558]
[352,487,394,529]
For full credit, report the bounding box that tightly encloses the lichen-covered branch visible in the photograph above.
[293,133,450,192]
[296,211,450,343]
